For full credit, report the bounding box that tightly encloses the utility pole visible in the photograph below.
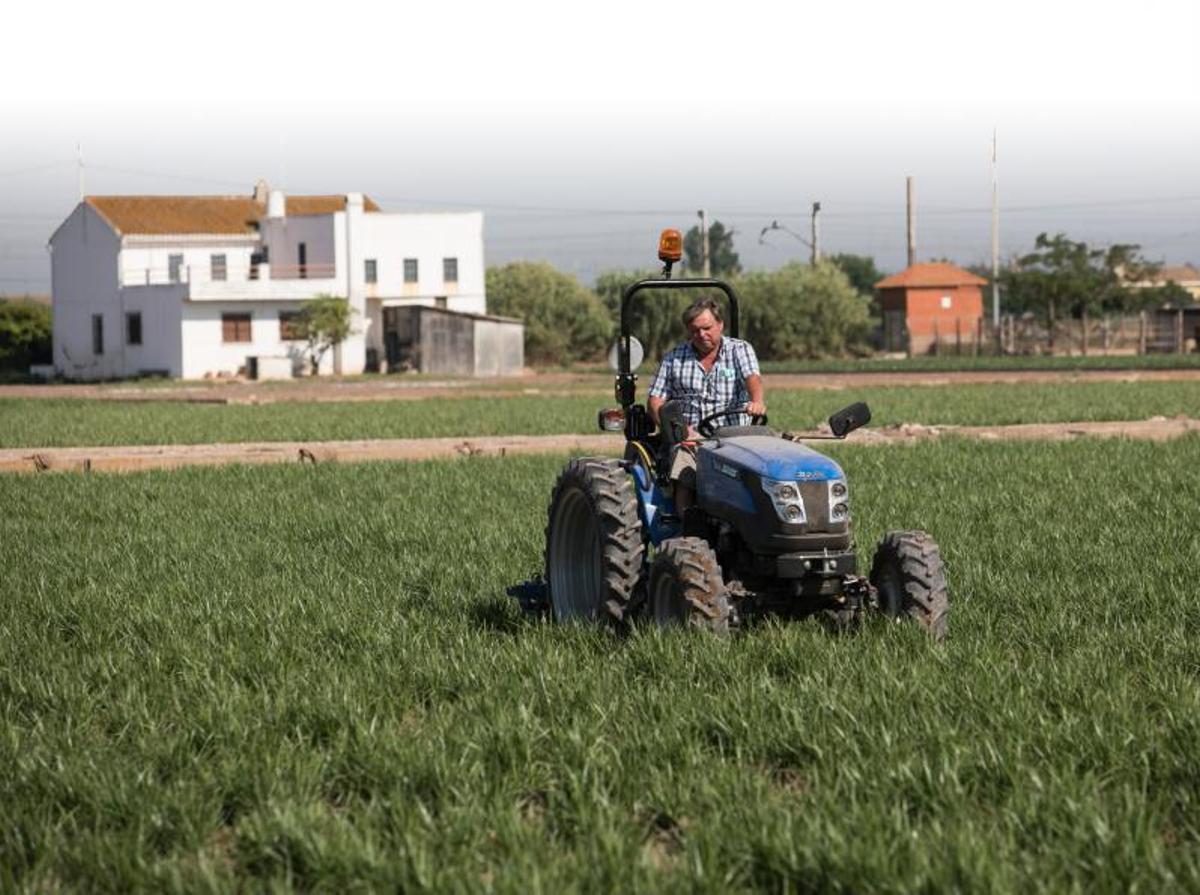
[906,176,916,268]
[991,129,1001,335]
[76,142,85,202]
[697,209,710,276]
[810,201,821,265]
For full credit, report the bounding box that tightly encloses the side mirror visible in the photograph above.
[597,407,625,432]
[828,402,871,438]
[607,336,645,373]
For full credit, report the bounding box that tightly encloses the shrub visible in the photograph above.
[737,262,872,359]
[0,299,52,370]
[486,263,612,365]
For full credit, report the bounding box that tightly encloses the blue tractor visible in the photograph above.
[541,231,948,639]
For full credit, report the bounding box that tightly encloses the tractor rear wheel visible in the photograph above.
[545,457,644,623]
[869,530,949,641]
[649,537,731,632]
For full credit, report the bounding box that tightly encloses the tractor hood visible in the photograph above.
[697,434,851,555]
[705,435,844,482]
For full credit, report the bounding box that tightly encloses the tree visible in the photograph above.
[999,233,1161,349]
[486,262,612,365]
[738,262,872,359]
[827,253,885,297]
[684,220,740,276]
[593,269,696,362]
[296,295,354,375]
[0,299,52,371]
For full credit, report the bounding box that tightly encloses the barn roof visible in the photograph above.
[84,193,381,236]
[875,262,988,290]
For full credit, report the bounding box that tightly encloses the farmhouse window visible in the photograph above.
[168,254,183,283]
[443,257,458,283]
[279,311,304,341]
[92,314,104,355]
[298,243,308,279]
[126,312,143,346]
[222,313,252,343]
[365,259,377,283]
[404,258,418,283]
[211,254,227,281]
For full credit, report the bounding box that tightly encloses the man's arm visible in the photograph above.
[739,341,766,417]
[646,352,674,426]
[745,373,766,417]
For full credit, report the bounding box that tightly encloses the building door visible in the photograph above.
[883,310,907,352]
[382,306,421,371]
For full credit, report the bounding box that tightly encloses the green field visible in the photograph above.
[2,378,1198,448]
[756,353,1200,374]
[3,437,1198,890]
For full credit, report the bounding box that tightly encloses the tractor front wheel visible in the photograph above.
[649,537,731,632]
[545,458,644,623]
[869,530,949,641]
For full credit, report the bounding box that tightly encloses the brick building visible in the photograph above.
[875,262,987,354]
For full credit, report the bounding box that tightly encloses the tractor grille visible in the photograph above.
[799,480,837,532]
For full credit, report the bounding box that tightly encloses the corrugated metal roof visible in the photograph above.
[875,262,988,290]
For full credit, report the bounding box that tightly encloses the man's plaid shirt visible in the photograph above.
[647,336,760,427]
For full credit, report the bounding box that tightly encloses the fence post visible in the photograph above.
[1102,316,1110,354]
[1177,309,1185,355]
[955,318,962,356]
[1081,309,1089,356]
[975,317,982,356]
[933,319,940,356]
[1138,311,1147,355]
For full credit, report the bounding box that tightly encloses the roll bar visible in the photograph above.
[615,276,743,409]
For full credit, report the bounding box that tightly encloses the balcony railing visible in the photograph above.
[120,261,338,287]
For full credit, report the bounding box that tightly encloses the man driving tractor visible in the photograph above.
[647,296,767,511]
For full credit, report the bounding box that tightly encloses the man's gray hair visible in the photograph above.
[682,297,724,328]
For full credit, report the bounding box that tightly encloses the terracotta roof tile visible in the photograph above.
[1154,264,1200,284]
[85,193,381,236]
[875,262,988,290]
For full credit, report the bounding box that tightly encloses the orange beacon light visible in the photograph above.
[657,228,683,264]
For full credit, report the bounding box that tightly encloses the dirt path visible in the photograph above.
[2,417,1196,475]
[3,368,1200,404]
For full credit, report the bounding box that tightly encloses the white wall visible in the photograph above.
[353,211,485,313]
[260,214,337,278]
[49,203,122,379]
[180,300,327,379]
[119,240,258,286]
[118,285,186,377]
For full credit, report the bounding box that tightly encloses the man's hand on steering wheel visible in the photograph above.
[695,403,770,438]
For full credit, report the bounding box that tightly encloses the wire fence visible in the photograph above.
[909,311,1199,357]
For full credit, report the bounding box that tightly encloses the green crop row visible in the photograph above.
[2,437,1198,891]
[1,378,1198,448]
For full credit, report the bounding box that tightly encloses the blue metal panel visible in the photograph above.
[631,463,680,546]
[697,447,757,513]
[702,435,845,482]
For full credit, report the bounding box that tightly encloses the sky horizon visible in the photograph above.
[3,0,1197,292]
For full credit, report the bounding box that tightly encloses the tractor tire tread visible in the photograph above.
[545,457,644,623]
[651,536,731,631]
[869,530,949,641]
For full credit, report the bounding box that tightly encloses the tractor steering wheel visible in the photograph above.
[696,405,769,438]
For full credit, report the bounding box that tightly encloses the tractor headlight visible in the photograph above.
[762,478,807,524]
[827,479,850,523]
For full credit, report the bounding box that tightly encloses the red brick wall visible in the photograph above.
[881,285,984,352]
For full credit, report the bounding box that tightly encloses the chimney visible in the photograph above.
[253,179,269,205]
[267,189,286,219]
[346,192,364,211]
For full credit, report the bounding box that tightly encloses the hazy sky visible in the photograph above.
[2,0,1197,291]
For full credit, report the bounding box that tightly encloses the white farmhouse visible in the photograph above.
[48,181,490,379]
